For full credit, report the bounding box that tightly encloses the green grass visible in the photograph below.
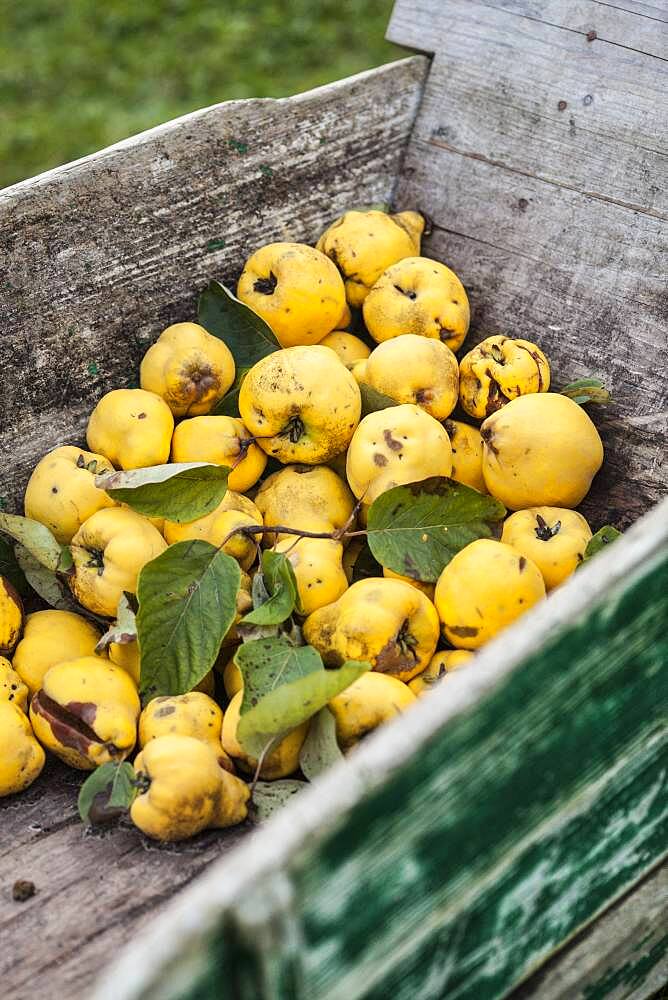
[0,0,400,189]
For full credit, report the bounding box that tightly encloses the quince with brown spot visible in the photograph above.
[163,490,262,571]
[139,691,235,773]
[221,690,309,779]
[304,577,440,683]
[171,414,266,492]
[140,322,236,417]
[444,420,487,494]
[0,656,29,712]
[24,445,116,544]
[328,671,416,750]
[254,463,356,544]
[502,507,593,590]
[458,335,550,419]
[30,656,140,770]
[0,576,24,656]
[87,388,174,470]
[362,335,459,420]
[408,649,475,696]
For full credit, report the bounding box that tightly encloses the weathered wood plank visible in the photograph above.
[91,500,668,1000]
[387,1,667,528]
[387,0,668,59]
[0,56,427,516]
[510,861,668,1000]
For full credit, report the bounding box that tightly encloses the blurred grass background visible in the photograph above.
[0,0,399,189]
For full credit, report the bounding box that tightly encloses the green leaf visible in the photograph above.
[250,780,306,823]
[299,707,344,781]
[241,550,301,626]
[96,593,137,653]
[350,542,384,583]
[560,378,611,405]
[210,368,249,417]
[367,477,506,583]
[96,463,230,524]
[0,513,62,571]
[197,280,280,369]
[236,637,369,756]
[137,540,241,699]
[14,544,83,612]
[0,536,30,597]
[359,382,398,416]
[78,761,137,825]
[581,525,622,564]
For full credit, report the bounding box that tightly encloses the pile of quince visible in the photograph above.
[0,208,606,842]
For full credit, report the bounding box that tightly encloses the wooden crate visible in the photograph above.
[1,2,666,998]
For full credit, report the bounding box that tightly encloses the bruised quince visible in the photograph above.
[24,445,116,544]
[408,649,475,696]
[363,257,470,352]
[434,539,545,650]
[0,656,29,712]
[318,331,371,367]
[87,388,174,470]
[502,507,592,591]
[239,346,361,465]
[13,609,102,697]
[163,491,262,570]
[363,335,459,420]
[328,671,416,750]
[221,690,309,779]
[70,508,167,617]
[304,577,439,683]
[131,734,249,842]
[171,414,266,492]
[237,242,346,347]
[481,394,604,510]
[30,657,140,770]
[0,702,45,796]
[346,404,452,512]
[459,335,550,419]
[254,463,356,542]
[139,692,234,773]
[316,209,425,307]
[140,322,235,417]
[0,576,24,656]
[443,420,487,494]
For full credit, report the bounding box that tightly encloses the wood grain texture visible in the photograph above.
[510,860,668,1000]
[388,0,667,528]
[91,501,668,1000]
[0,56,427,517]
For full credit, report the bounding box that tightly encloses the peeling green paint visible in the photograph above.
[583,932,668,1000]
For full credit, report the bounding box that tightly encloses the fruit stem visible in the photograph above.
[534,514,561,541]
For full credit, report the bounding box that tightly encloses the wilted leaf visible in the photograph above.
[96,593,137,653]
[367,477,506,582]
[241,550,301,626]
[349,542,384,583]
[359,383,398,416]
[236,637,369,756]
[0,513,62,571]
[0,536,30,597]
[137,541,241,699]
[97,463,229,524]
[250,780,306,823]
[78,761,137,825]
[299,707,344,781]
[198,280,280,369]
[15,544,83,613]
[560,378,611,405]
[581,525,622,564]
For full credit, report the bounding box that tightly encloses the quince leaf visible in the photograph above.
[366,477,506,583]
[359,383,398,417]
[78,761,137,826]
[250,780,306,823]
[137,541,241,700]
[96,593,137,653]
[0,512,62,571]
[241,550,301,626]
[299,706,344,781]
[0,536,30,597]
[97,463,229,524]
[210,367,249,417]
[560,378,611,405]
[198,280,280,369]
[235,637,369,757]
[580,525,622,564]
[14,544,83,613]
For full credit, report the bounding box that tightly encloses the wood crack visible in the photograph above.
[423,136,668,220]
